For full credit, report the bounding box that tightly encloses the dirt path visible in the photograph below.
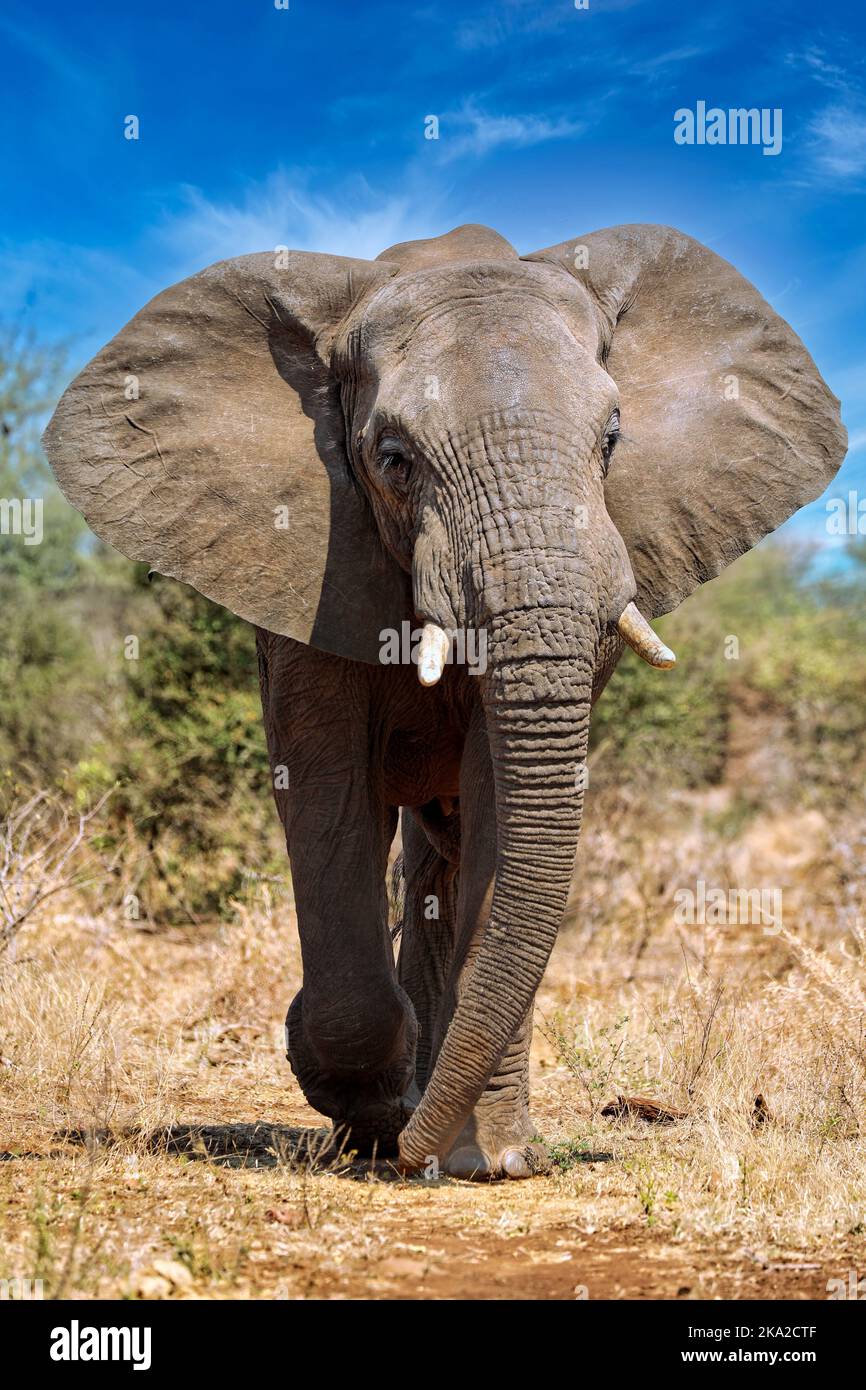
[275,1224,839,1301]
[2,1116,849,1301]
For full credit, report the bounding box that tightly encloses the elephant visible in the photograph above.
[43,222,846,1179]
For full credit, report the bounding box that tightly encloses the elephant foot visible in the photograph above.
[410,1103,550,1179]
[395,1106,551,1180]
[329,1097,416,1159]
[443,1137,550,1180]
[439,1062,547,1178]
[285,988,418,1158]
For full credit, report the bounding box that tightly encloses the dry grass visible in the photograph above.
[1,785,865,1300]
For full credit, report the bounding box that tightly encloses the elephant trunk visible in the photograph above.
[398,565,595,1169]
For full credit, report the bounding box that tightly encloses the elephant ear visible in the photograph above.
[525,225,847,618]
[43,251,411,662]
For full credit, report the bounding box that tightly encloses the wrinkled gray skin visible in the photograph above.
[43,224,846,1178]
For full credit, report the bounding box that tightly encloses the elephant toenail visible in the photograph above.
[503,1148,531,1178]
[447,1146,491,1179]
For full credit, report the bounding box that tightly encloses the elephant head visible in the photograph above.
[43,223,846,1167]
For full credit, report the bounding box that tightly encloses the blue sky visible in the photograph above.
[1,0,864,553]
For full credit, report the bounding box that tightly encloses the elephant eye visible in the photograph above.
[601,410,621,471]
[378,436,412,484]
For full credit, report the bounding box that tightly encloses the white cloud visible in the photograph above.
[628,46,706,78]
[808,102,866,179]
[157,172,442,269]
[455,0,646,49]
[785,46,851,94]
[438,107,584,163]
[455,0,571,52]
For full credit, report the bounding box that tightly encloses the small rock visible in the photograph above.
[151,1258,194,1288]
[133,1273,172,1299]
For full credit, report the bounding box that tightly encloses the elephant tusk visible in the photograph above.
[616,601,676,669]
[417,622,450,687]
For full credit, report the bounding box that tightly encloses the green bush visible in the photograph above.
[591,542,866,806]
[107,574,278,921]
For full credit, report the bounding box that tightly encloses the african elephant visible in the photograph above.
[43,223,846,1178]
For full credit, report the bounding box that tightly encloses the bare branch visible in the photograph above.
[0,789,115,953]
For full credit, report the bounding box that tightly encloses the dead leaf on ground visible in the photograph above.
[601,1094,688,1124]
[265,1206,305,1227]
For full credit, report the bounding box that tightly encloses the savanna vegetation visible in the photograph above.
[2,331,864,1298]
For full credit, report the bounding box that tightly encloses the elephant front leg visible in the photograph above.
[283,778,419,1155]
[260,638,418,1157]
[428,707,549,1180]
